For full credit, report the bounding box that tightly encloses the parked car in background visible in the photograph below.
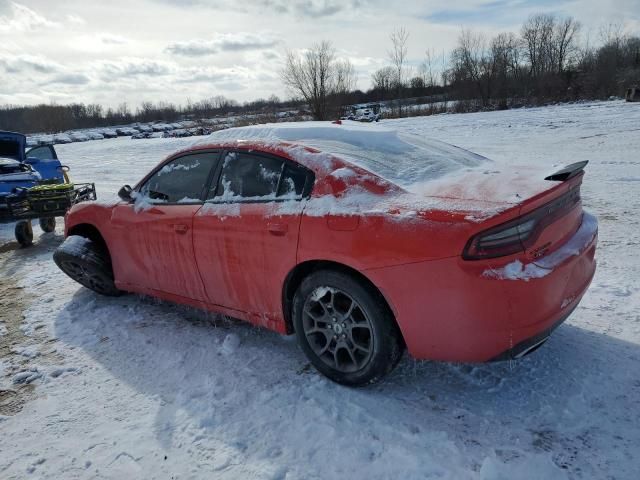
[86,131,105,140]
[99,129,118,139]
[135,124,154,133]
[132,131,164,140]
[115,127,138,136]
[53,134,73,144]
[69,132,90,142]
[151,123,172,132]
[54,122,597,386]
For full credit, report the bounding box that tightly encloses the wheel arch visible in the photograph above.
[282,260,402,342]
[66,223,112,262]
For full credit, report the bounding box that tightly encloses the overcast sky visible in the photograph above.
[0,0,637,109]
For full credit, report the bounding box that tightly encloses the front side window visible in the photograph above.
[209,152,310,201]
[139,152,217,203]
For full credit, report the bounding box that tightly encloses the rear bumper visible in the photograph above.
[366,212,598,362]
[490,305,576,361]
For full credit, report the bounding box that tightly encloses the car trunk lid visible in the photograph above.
[409,162,588,261]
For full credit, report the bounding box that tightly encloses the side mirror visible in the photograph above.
[118,185,133,202]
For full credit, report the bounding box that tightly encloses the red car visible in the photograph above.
[54,123,597,386]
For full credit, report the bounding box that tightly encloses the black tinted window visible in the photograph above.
[278,164,307,197]
[212,152,281,199]
[210,152,310,201]
[140,152,217,203]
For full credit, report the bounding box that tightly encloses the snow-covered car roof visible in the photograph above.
[196,121,489,188]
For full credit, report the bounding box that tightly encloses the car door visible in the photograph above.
[192,150,313,327]
[110,151,220,301]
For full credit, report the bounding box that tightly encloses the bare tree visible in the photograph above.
[599,22,624,48]
[522,14,555,78]
[450,29,492,104]
[281,41,356,120]
[490,32,521,100]
[554,17,581,73]
[388,27,409,114]
[334,59,356,95]
[371,66,396,99]
[419,49,437,88]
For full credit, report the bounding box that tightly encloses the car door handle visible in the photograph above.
[173,223,190,234]
[267,222,288,236]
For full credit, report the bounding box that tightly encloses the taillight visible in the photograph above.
[463,185,581,260]
[463,214,538,260]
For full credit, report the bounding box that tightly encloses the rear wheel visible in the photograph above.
[39,217,56,233]
[14,221,33,247]
[53,235,122,296]
[293,270,404,386]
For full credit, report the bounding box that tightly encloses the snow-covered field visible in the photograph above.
[1,100,639,479]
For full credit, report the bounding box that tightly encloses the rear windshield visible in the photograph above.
[0,139,20,159]
[202,124,490,188]
[300,133,488,188]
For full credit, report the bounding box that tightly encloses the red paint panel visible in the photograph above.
[109,203,207,301]
[192,202,303,331]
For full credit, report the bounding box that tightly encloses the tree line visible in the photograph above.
[0,95,303,134]
[1,12,638,132]
[290,14,639,119]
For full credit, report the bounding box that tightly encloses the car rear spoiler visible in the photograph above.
[545,161,588,181]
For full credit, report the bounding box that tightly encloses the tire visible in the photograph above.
[53,235,122,296]
[293,270,404,386]
[39,217,56,233]
[15,221,33,247]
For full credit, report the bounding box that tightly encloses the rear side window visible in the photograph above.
[210,152,310,201]
[139,152,218,203]
[279,164,308,197]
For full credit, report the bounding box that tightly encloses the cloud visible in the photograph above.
[179,68,236,84]
[0,53,62,74]
[77,32,129,46]
[258,0,378,17]
[425,0,573,27]
[166,32,279,56]
[48,73,91,85]
[0,2,59,32]
[100,33,128,45]
[155,0,374,18]
[95,58,174,80]
[65,13,85,25]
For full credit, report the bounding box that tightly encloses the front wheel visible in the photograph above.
[293,270,404,386]
[53,235,122,296]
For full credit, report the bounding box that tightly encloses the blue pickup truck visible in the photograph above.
[0,131,95,246]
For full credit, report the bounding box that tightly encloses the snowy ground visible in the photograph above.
[1,100,639,479]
